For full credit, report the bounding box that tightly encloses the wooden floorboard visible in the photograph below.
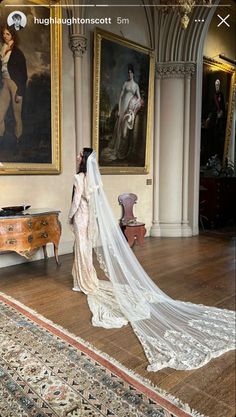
[0,233,235,417]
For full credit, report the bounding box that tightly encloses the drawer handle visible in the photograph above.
[28,235,33,243]
[41,232,48,239]
[6,239,17,245]
[7,226,14,232]
[41,220,48,226]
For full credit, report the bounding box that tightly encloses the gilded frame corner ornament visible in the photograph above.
[0,0,62,175]
[202,56,235,163]
[93,28,155,175]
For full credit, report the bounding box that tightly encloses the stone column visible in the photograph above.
[65,0,87,155]
[151,74,161,236]
[182,70,192,227]
[69,34,87,155]
[151,62,195,237]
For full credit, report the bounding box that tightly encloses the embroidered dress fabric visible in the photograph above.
[69,173,99,294]
[73,151,235,371]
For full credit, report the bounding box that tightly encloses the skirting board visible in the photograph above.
[151,223,193,237]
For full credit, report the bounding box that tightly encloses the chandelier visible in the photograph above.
[160,0,213,29]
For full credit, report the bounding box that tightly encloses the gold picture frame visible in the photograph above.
[93,28,154,175]
[0,0,61,175]
[201,56,235,165]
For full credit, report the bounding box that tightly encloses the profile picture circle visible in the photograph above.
[7,11,27,31]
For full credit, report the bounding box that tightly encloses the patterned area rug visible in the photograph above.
[0,292,206,417]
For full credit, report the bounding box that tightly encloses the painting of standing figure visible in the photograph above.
[200,57,235,167]
[0,0,61,175]
[93,29,154,174]
[0,26,27,144]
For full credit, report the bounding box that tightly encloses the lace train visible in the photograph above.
[87,281,128,329]
[87,281,235,371]
[134,305,235,371]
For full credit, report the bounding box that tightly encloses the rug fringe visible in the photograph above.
[0,291,208,417]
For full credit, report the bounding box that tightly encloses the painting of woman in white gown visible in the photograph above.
[101,63,143,163]
[93,29,154,174]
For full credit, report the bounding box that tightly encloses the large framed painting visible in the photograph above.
[0,0,61,175]
[201,57,235,167]
[93,28,154,174]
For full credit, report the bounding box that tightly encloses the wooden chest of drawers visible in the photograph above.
[200,177,236,228]
[0,209,61,264]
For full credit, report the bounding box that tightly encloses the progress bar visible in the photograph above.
[4,4,232,7]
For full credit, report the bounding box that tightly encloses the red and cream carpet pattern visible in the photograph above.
[0,293,206,417]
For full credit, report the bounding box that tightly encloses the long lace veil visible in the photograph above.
[87,151,235,371]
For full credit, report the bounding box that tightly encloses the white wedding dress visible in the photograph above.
[69,151,235,372]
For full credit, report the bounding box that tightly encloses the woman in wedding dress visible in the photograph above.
[69,148,99,294]
[69,148,235,372]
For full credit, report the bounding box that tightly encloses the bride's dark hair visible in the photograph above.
[72,148,93,201]
[77,147,93,174]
